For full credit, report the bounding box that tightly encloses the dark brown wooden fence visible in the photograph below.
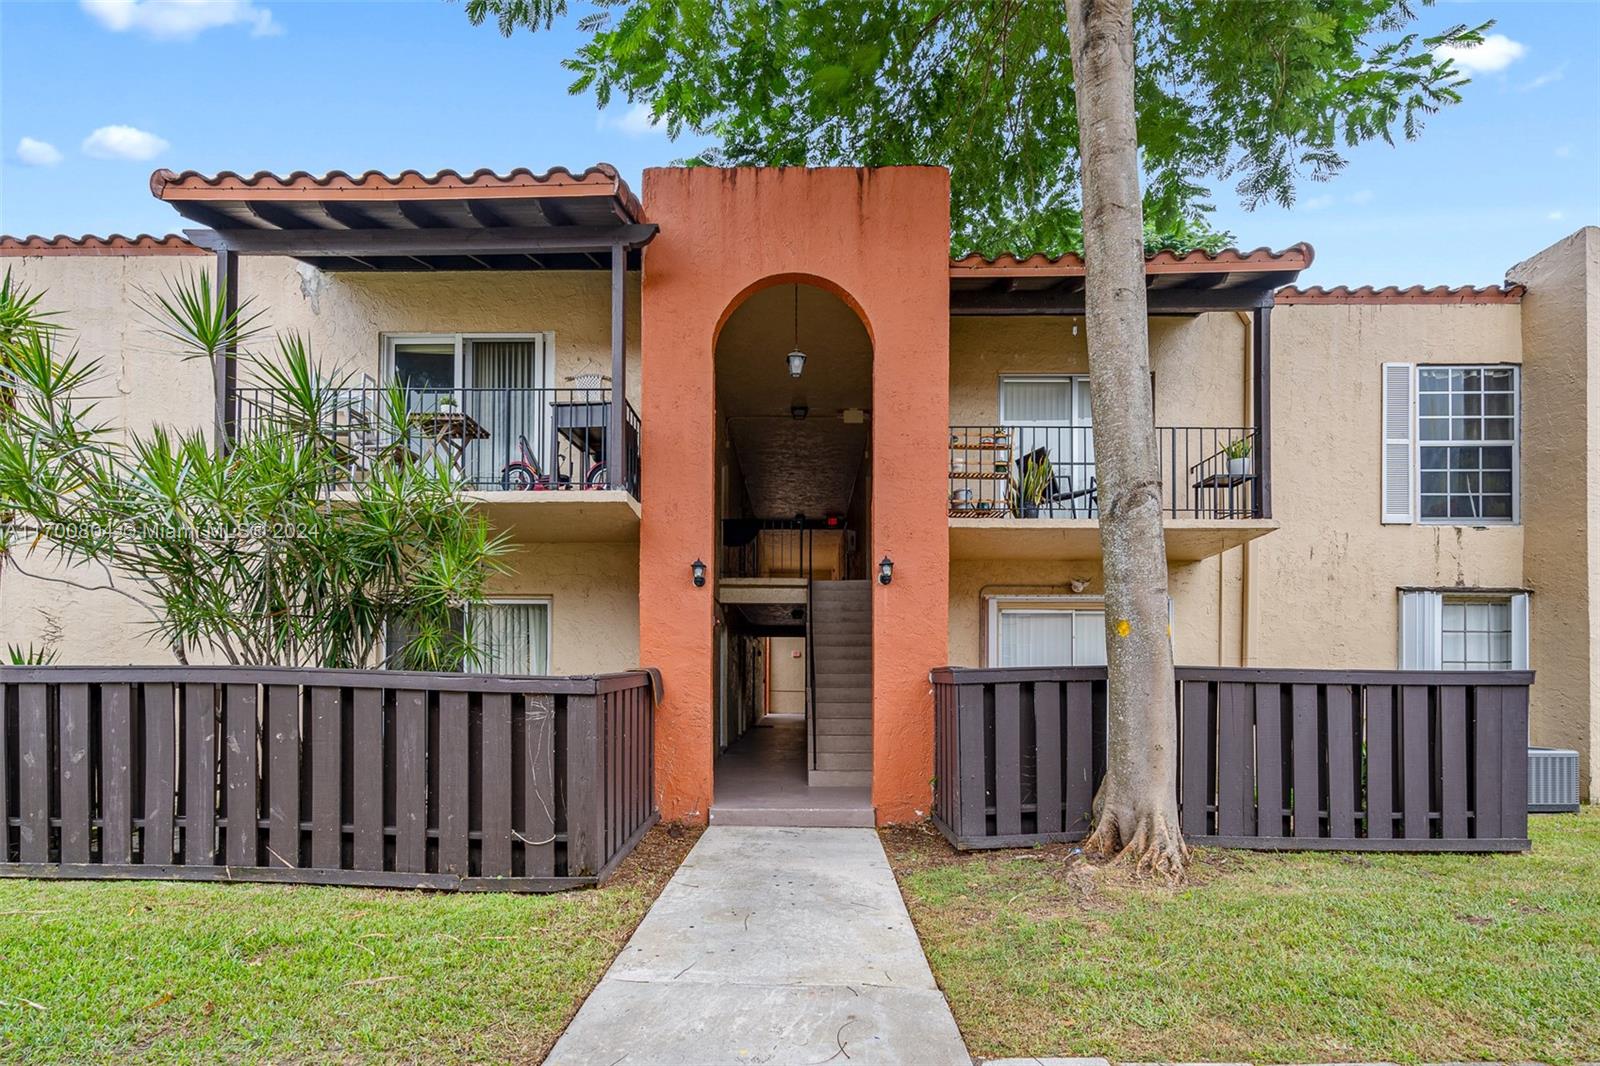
[931,666,1532,852]
[0,666,658,891]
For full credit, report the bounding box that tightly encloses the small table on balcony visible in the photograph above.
[409,409,489,472]
[548,399,637,490]
[1191,471,1257,519]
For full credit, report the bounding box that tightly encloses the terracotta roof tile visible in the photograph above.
[149,164,642,221]
[950,243,1314,276]
[0,234,205,256]
[1276,284,1524,305]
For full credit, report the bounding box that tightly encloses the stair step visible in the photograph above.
[814,751,872,771]
[807,768,872,788]
[815,717,871,735]
[816,733,872,754]
[814,701,872,717]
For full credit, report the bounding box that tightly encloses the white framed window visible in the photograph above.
[987,596,1107,667]
[384,597,552,675]
[999,375,1095,515]
[1382,363,1519,525]
[1398,589,1528,670]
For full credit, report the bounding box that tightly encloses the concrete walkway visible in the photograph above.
[546,826,970,1065]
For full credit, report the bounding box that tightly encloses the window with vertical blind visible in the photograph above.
[988,600,1107,667]
[1398,589,1528,670]
[384,599,551,674]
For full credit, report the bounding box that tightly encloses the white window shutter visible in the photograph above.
[1510,592,1530,670]
[1382,363,1415,524]
[1398,590,1443,669]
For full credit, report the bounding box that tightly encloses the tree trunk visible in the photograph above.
[1066,0,1187,879]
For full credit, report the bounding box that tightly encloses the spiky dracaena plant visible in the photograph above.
[0,274,507,668]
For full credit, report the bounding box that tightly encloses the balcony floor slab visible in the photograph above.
[948,516,1279,562]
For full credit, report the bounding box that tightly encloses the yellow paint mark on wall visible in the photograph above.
[1115,618,1131,638]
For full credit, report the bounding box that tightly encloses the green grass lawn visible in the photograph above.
[885,811,1600,1064]
[0,826,697,1063]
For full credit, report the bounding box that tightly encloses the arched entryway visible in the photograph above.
[638,165,951,827]
[709,280,876,825]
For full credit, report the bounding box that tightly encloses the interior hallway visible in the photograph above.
[545,826,970,1065]
[710,714,873,828]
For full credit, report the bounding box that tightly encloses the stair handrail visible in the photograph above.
[804,524,818,771]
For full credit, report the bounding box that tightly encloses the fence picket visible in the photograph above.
[1254,684,1284,838]
[58,685,91,863]
[524,693,557,877]
[1472,686,1503,839]
[394,690,428,873]
[438,692,470,876]
[182,684,219,865]
[481,693,513,878]
[141,684,176,863]
[101,685,135,863]
[351,688,384,871]
[993,684,1023,836]
[1325,684,1356,839]
[225,685,260,867]
[1400,685,1431,840]
[1064,681,1094,835]
[1180,680,1212,837]
[1034,682,1063,834]
[1365,685,1395,840]
[1216,682,1254,838]
[18,684,49,863]
[1291,684,1320,839]
[1440,686,1469,839]
[266,685,301,869]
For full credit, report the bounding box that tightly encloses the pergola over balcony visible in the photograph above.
[948,244,1313,523]
[151,165,657,490]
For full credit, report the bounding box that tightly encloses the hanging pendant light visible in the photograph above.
[786,284,806,378]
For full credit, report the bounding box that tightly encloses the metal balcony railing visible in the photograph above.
[236,386,641,498]
[948,425,1261,520]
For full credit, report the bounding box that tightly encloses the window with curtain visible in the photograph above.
[999,376,1095,515]
[993,604,1107,667]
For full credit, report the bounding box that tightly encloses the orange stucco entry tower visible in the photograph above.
[639,167,952,824]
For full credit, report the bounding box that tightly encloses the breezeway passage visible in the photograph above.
[546,826,970,1065]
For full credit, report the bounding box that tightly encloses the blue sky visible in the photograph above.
[2,0,1596,287]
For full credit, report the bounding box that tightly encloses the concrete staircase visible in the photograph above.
[808,579,872,787]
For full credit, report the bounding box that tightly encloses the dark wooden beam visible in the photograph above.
[395,202,448,229]
[184,223,658,258]
[215,249,239,451]
[241,201,322,231]
[609,242,627,491]
[1252,306,1272,519]
[950,284,1276,316]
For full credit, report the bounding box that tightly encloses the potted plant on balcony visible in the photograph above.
[1224,436,1253,477]
[1009,454,1054,518]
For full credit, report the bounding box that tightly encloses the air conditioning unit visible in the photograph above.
[1528,747,1580,813]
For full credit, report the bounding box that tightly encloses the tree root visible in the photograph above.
[1084,804,1190,884]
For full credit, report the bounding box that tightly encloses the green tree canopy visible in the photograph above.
[464,0,1485,257]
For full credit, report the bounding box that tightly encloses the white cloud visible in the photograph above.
[1548,211,1565,222]
[599,103,664,137]
[1519,65,1566,92]
[81,124,170,161]
[1301,194,1334,210]
[1435,33,1526,74]
[1346,189,1376,207]
[1554,144,1573,158]
[16,137,64,166]
[81,0,280,40]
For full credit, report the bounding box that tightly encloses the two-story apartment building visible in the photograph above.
[2,164,1595,825]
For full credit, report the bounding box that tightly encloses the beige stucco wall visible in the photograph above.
[1509,227,1599,799]
[948,299,1529,678]
[1250,301,1525,669]
[487,541,640,675]
[0,253,643,669]
[949,313,1249,428]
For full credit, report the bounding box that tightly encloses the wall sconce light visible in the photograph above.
[878,556,894,586]
[691,558,707,588]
